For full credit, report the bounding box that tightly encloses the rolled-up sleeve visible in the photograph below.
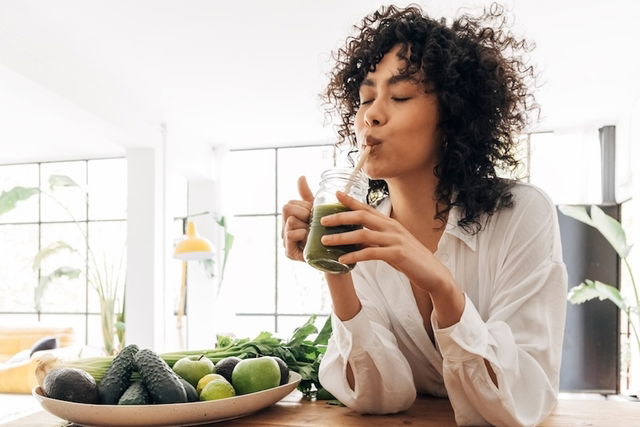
[433,189,568,426]
[318,267,416,414]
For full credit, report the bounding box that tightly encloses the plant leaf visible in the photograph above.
[200,258,216,280]
[215,215,234,284]
[288,315,318,347]
[32,241,77,271]
[48,174,81,191]
[0,186,40,216]
[567,279,627,312]
[590,205,632,258]
[34,266,82,312]
[313,316,333,346]
[558,205,594,227]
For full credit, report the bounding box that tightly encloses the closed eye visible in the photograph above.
[359,99,373,106]
[393,97,411,102]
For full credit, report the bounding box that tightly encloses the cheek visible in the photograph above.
[354,110,366,133]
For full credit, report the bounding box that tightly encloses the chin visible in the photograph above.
[363,165,389,181]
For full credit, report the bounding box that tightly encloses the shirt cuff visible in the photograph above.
[331,307,378,361]
[432,294,489,361]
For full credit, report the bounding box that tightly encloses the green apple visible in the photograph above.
[172,355,215,388]
[197,373,226,395]
[231,357,281,395]
[200,379,236,401]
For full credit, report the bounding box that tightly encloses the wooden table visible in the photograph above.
[7,390,640,426]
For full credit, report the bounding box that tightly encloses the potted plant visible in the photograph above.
[559,205,639,396]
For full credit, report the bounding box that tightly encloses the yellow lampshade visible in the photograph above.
[174,221,214,261]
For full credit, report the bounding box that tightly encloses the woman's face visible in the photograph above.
[354,44,440,181]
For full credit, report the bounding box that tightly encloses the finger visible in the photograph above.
[282,203,312,223]
[336,191,377,213]
[320,209,389,231]
[284,229,308,260]
[285,228,308,244]
[287,199,312,210]
[320,228,393,247]
[285,215,308,232]
[338,247,387,265]
[298,176,315,203]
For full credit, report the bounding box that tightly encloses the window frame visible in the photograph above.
[229,144,337,333]
[0,156,127,346]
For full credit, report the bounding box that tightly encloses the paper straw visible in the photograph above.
[344,145,370,194]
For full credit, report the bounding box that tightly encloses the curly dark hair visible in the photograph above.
[324,3,537,234]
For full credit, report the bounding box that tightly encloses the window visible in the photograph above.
[224,145,337,338]
[0,158,127,347]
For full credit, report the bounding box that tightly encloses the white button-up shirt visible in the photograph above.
[319,182,568,426]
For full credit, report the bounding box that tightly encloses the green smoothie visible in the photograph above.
[304,203,362,274]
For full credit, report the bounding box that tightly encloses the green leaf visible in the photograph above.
[48,174,82,191]
[215,216,234,284]
[252,331,281,345]
[32,241,77,271]
[0,186,40,216]
[215,335,234,349]
[215,216,227,228]
[288,315,318,347]
[295,364,316,380]
[34,266,82,311]
[568,279,627,312]
[200,258,216,279]
[590,205,632,258]
[558,205,594,227]
[313,316,333,346]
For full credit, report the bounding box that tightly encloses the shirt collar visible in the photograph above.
[443,203,478,251]
[376,197,478,252]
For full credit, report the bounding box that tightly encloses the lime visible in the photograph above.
[200,379,236,401]
[196,373,226,394]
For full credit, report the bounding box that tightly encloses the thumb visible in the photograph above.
[297,176,315,203]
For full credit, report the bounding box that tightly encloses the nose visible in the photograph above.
[363,99,386,127]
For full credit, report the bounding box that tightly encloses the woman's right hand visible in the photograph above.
[281,176,314,262]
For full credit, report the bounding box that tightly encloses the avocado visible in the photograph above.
[179,378,199,402]
[118,381,151,405]
[30,336,58,356]
[214,356,241,384]
[135,349,187,404]
[271,356,290,385]
[98,344,139,404]
[42,367,99,404]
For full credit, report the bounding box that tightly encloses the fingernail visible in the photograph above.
[320,217,327,225]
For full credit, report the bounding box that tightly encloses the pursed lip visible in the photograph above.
[363,135,383,148]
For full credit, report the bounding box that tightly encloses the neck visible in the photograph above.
[387,168,443,237]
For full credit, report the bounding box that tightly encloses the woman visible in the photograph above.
[282,4,567,426]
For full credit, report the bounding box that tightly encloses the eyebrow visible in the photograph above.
[361,74,414,87]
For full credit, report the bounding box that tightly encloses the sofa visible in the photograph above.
[0,325,75,394]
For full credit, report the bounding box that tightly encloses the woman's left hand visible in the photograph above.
[320,191,454,294]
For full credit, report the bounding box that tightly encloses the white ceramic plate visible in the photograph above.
[33,371,301,426]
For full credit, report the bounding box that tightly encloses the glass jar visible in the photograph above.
[303,168,368,274]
